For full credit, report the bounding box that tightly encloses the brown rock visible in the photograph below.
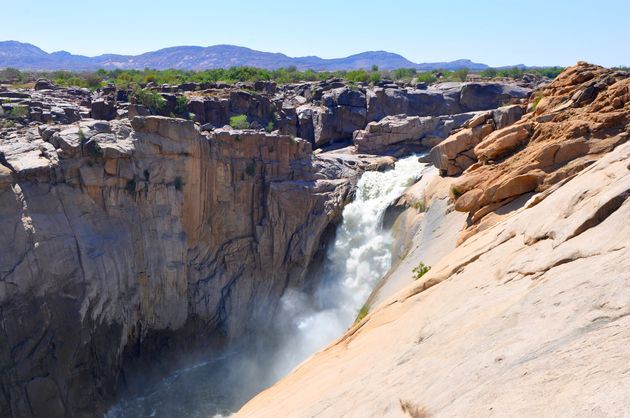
[492,171,544,202]
[454,188,483,212]
[474,123,531,162]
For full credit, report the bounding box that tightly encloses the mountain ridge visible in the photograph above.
[0,40,490,71]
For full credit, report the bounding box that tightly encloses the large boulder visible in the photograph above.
[353,112,480,154]
[474,123,532,162]
[34,79,56,91]
[90,99,115,120]
[430,123,494,175]
[459,83,531,111]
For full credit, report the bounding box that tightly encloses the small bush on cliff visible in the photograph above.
[393,68,417,81]
[450,186,462,199]
[131,88,166,114]
[265,121,275,133]
[346,70,370,83]
[1,120,16,129]
[412,262,431,280]
[530,95,544,112]
[354,304,369,324]
[7,105,28,120]
[174,95,189,116]
[410,200,427,212]
[229,114,250,129]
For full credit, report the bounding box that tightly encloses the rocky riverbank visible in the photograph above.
[1,63,626,417]
[236,62,629,417]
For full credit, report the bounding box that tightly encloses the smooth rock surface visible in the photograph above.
[237,141,630,418]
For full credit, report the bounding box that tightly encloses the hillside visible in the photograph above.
[0,40,490,71]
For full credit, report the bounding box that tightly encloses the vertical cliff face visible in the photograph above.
[0,116,366,417]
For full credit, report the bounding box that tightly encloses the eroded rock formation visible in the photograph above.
[0,115,392,416]
[235,64,630,418]
[447,62,628,240]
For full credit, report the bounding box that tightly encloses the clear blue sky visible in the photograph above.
[2,0,629,67]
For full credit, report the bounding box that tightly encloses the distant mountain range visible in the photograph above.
[0,40,492,71]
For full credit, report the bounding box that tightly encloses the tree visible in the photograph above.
[453,68,469,82]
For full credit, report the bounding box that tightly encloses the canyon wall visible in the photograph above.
[0,116,373,417]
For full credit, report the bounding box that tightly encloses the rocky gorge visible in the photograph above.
[0,62,628,417]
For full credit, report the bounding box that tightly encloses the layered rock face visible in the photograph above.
[236,64,630,418]
[428,105,525,175]
[445,62,629,239]
[0,116,378,417]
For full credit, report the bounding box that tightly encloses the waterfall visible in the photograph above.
[108,155,426,418]
[268,155,426,379]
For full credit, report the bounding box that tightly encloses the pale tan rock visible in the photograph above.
[237,142,630,418]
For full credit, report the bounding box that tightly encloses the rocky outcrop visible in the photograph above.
[1,77,532,151]
[236,140,630,418]
[353,111,481,154]
[447,62,628,238]
[366,82,530,122]
[429,105,525,175]
[234,64,630,418]
[0,116,386,417]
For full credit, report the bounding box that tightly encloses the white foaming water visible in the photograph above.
[268,155,426,379]
[108,155,426,417]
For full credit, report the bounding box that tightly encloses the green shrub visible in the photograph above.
[451,186,462,198]
[245,161,256,176]
[412,262,431,280]
[0,68,24,83]
[415,72,437,84]
[265,121,275,133]
[346,70,370,83]
[452,68,469,82]
[392,68,417,81]
[175,95,189,116]
[1,120,16,129]
[7,105,28,120]
[479,68,498,78]
[530,95,544,112]
[229,114,250,129]
[131,88,166,114]
[410,200,427,212]
[82,73,103,90]
[354,304,369,324]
